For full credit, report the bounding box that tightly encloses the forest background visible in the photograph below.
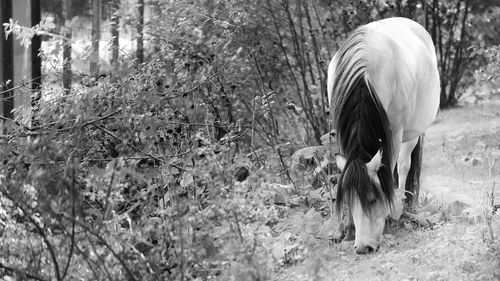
[0,0,500,280]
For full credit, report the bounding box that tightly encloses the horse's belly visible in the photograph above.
[402,58,440,141]
[394,81,439,143]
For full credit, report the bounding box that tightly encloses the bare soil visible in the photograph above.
[274,100,500,281]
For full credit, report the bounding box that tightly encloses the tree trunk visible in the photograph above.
[110,0,120,81]
[1,0,14,121]
[407,0,417,19]
[395,0,403,16]
[446,0,469,107]
[62,0,72,94]
[431,0,437,44]
[136,0,144,64]
[439,83,448,108]
[423,0,428,30]
[151,0,160,53]
[90,0,101,79]
[31,0,42,127]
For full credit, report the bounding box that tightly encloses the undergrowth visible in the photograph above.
[1,1,500,280]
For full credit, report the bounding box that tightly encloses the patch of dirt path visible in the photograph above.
[277,102,500,281]
[421,101,500,209]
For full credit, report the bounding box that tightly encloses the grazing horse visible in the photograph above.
[327,17,440,254]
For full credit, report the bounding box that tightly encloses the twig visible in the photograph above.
[0,262,48,281]
[160,120,256,129]
[276,147,298,193]
[162,65,227,100]
[0,78,33,96]
[172,181,186,281]
[83,230,114,280]
[233,210,244,242]
[101,160,119,228]
[0,115,35,132]
[251,90,256,147]
[61,165,77,281]
[83,154,187,163]
[44,110,122,133]
[0,109,122,134]
[82,110,122,127]
[2,192,62,281]
[59,232,101,280]
[92,124,166,165]
[59,212,138,281]
[267,0,321,142]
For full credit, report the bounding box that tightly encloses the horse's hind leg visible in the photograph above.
[405,135,423,205]
[397,137,420,205]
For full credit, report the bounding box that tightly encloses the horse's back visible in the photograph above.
[364,17,440,141]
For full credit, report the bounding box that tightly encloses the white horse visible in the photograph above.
[327,17,440,254]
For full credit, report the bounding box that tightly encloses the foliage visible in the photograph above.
[432,0,500,107]
[0,64,279,280]
[1,0,500,280]
[473,44,500,82]
[2,1,295,279]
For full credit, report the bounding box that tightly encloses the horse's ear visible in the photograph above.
[335,154,347,171]
[366,149,383,173]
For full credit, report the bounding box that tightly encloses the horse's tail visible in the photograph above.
[405,134,424,205]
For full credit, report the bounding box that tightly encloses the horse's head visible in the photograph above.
[336,150,391,254]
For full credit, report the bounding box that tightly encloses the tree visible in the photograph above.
[62,0,72,94]
[150,0,160,53]
[426,0,471,108]
[31,0,42,126]
[110,0,120,80]
[90,0,101,79]
[136,0,144,64]
[1,0,14,121]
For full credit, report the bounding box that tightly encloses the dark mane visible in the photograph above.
[331,28,394,215]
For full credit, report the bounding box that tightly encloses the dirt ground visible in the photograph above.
[274,99,500,280]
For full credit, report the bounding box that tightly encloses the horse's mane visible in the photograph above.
[330,27,394,215]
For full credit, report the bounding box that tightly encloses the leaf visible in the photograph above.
[42,17,56,30]
[233,154,251,168]
[320,130,337,146]
[272,238,287,261]
[291,146,328,168]
[268,183,294,204]
[71,16,80,27]
[271,232,300,264]
[144,117,159,137]
[313,150,336,176]
[180,172,193,188]
[158,191,170,209]
[292,146,326,160]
